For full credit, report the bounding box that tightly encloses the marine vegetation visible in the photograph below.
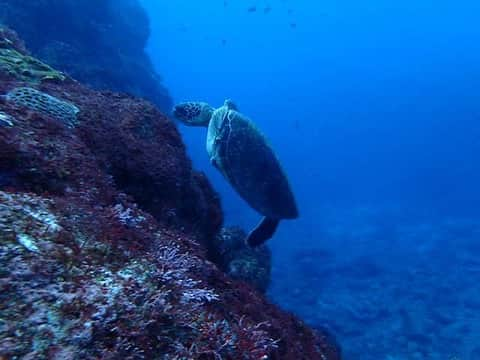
[0,47,65,84]
[0,28,340,360]
[0,27,65,84]
[0,0,172,111]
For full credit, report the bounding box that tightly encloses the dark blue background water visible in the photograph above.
[140,1,480,358]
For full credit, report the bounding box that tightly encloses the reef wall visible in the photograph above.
[0,28,341,359]
[0,0,172,111]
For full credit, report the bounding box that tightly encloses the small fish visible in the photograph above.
[247,6,257,12]
[221,39,227,46]
[290,22,297,29]
[264,6,272,14]
[224,1,228,7]
[294,119,300,130]
[287,9,294,15]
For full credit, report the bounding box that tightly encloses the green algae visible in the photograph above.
[0,48,65,84]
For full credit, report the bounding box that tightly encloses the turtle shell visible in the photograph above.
[214,108,298,219]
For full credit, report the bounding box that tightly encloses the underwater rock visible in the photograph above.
[215,226,272,293]
[0,27,26,53]
[0,29,340,359]
[0,0,172,111]
[0,47,66,84]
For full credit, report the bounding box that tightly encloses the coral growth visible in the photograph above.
[0,28,340,359]
[6,87,79,127]
[0,0,172,111]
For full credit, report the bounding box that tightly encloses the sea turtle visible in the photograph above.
[173,99,298,247]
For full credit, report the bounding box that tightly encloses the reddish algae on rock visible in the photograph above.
[0,28,341,360]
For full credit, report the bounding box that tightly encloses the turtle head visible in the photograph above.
[172,101,214,127]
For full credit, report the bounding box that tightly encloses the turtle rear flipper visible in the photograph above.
[246,217,279,247]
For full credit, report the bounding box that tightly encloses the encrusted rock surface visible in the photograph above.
[215,227,272,293]
[0,0,172,111]
[0,29,341,359]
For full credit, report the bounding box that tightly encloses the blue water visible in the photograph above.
[140,1,480,358]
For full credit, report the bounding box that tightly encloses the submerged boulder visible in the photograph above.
[215,226,272,293]
[0,29,341,359]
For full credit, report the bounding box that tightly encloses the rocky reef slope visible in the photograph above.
[271,206,480,359]
[0,0,172,111]
[0,28,340,359]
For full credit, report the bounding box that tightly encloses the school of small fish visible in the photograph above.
[236,1,296,26]
[179,1,304,47]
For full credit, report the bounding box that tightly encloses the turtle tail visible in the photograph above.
[246,217,280,247]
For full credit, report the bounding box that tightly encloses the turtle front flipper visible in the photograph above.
[246,217,280,247]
